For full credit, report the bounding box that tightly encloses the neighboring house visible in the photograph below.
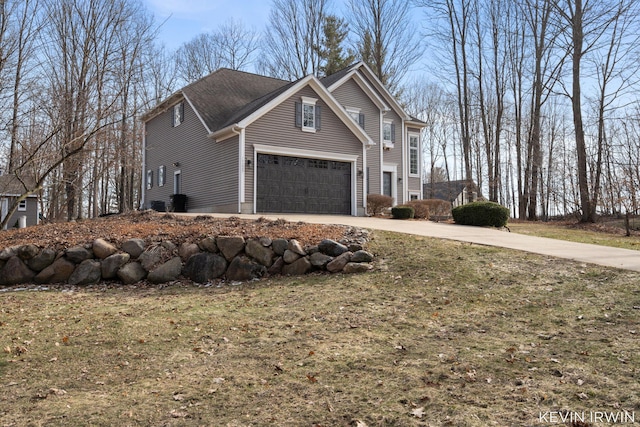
[423,180,480,207]
[141,63,426,216]
[0,173,39,229]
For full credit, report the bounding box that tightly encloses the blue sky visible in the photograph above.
[142,0,272,49]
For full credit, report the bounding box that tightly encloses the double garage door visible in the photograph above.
[256,154,351,214]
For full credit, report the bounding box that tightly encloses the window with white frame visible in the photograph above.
[346,107,364,128]
[409,133,419,176]
[18,199,27,211]
[173,102,184,127]
[158,165,166,187]
[383,119,394,144]
[296,96,321,132]
[146,169,153,190]
[409,193,419,201]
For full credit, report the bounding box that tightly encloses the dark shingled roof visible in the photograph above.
[320,63,358,88]
[423,180,476,202]
[181,69,291,133]
[0,174,37,196]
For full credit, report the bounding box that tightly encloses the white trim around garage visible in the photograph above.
[252,144,359,216]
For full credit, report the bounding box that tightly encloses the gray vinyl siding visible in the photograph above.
[145,100,239,212]
[331,79,382,196]
[245,85,365,212]
[2,196,38,229]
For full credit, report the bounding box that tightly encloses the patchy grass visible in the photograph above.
[1,231,640,426]
[509,221,640,251]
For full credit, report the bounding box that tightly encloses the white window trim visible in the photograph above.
[146,169,153,190]
[173,103,183,127]
[408,132,420,177]
[382,163,398,205]
[18,199,27,211]
[158,165,166,187]
[346,106,360,122]
[409,192,420,201]
[301,96,317,133]
[383,119,394,148]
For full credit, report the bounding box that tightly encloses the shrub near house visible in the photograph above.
[452,201,510,227]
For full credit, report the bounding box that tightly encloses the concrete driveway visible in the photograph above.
[181,213,640,273]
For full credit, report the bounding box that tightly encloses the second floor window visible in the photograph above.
[173,102,184,127]
[383,120,395,143]
[409,134,419,175]
[295,96,321,132]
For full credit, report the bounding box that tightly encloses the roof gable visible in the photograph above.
[181,69,290,133]
[0,174,37,196]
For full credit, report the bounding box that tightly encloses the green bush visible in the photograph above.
[391,205,415,219]
[452,201,509,227]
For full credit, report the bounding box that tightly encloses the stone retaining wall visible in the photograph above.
[0,232,373,287]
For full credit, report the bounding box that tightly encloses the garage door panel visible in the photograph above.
[256,154,351,214]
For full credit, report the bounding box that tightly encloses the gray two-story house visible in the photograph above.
[141,62,425,216]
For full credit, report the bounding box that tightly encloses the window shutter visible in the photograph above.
[179,102,184,124]
[358,113,365,128]
[391,123,396,142]
[295,102,302,128]
[315,105,321,130]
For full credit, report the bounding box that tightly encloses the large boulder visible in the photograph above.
[326,251,353,273]
[0,256,36,285]
[101,253,131,279]
[66,246,92,263]
[268,257,285,275]
[122,239,145,258]
[92,238,118,259]
[282,256,312,276]
[271,239,288,256]
[283,249,301,264]
[138,245,171,271]
[245,239,275,267]
[148,257,183,283]
[182,253,227,283]
[17,245,39,260]
[217,236,245,261]
[68,259,102,286]
[351,250,374,263]
[117,262,147,285]
[178,243,200,262]
[35,257,76,284]
[225,256,267,282]
[28,248,57,272]
[318,239,348,257]
[309,252,332,269]
[287,239,306,256]
[198,236,218,253]
[0,246,19,261]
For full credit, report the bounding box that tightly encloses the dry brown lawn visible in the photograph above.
[1,230,640,426]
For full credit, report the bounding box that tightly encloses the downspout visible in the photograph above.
[234,126,244,214]
[362,144,367,216]
[140,123,146,210]
[380,109,385,195]
[401,118,407,203]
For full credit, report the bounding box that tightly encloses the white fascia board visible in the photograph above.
[236,75,374,147]
[182,92,212,134]
[354,62,411,121]
[139,91,183,123]
[210,125,242,142]
[351,73,389,111]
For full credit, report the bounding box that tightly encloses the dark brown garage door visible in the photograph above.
[256,154,351,214]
